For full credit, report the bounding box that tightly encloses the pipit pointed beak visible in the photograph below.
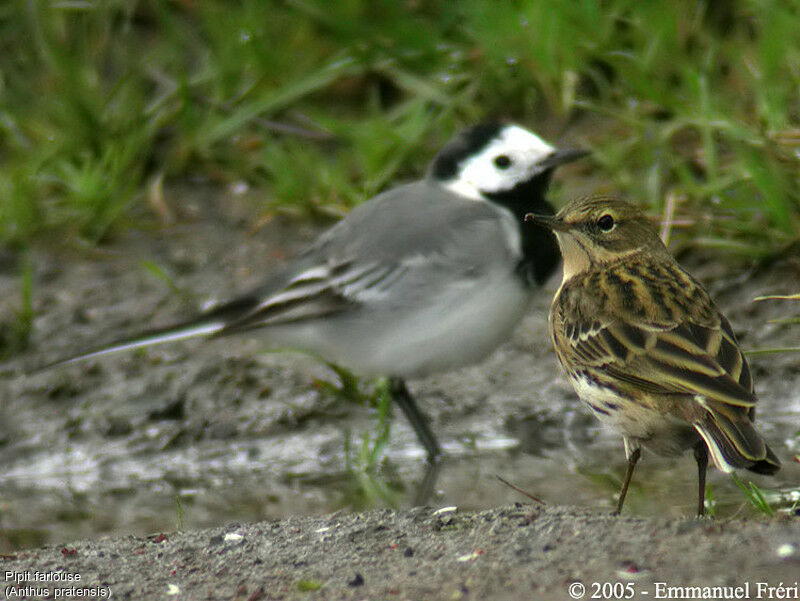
[536,148,589,170]
[524,212,570,231]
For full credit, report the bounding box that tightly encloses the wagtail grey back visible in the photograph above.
[43,123,587,461]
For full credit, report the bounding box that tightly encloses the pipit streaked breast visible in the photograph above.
[526,197,780,516]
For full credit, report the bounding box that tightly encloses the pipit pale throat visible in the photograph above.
[527,197,780,516]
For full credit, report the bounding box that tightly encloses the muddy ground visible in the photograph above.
[1,185,800,598]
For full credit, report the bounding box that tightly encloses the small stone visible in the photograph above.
[617,560,647,580]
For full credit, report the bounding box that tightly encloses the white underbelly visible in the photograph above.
[264,271,532,378]
[569,374,696,456]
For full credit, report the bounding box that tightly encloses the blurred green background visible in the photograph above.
[1,0,799,350]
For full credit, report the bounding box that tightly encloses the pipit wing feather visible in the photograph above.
[554,260,779,473]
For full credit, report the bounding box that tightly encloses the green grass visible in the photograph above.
[703,484,717,518]
[1,1,798,255]
[355,380,394,470]
[731,473,775,516]
[295,579,323,592]
[0,252,33,360]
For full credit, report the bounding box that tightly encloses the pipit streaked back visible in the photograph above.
[527,197,780,516]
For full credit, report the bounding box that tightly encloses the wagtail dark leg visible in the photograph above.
[389,377,443,463]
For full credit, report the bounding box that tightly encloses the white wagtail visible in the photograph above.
[43,122,587,461]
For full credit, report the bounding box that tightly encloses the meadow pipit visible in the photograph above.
[527,197,780,516]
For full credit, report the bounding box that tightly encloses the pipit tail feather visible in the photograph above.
[694,399,781,475]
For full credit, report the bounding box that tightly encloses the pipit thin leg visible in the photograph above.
[694,441,709,517]
[615,447,642,515]
[389,377,443,463]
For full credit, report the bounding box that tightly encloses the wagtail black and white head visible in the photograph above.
[42,122,587,461]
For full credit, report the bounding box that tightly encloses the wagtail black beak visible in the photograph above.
[536,148,589,170]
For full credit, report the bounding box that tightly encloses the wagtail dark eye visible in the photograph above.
[494,155,512,169]
[597,214,615,232]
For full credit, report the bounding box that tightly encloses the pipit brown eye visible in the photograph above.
[494,155,512,169]
[597,214,615,232]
